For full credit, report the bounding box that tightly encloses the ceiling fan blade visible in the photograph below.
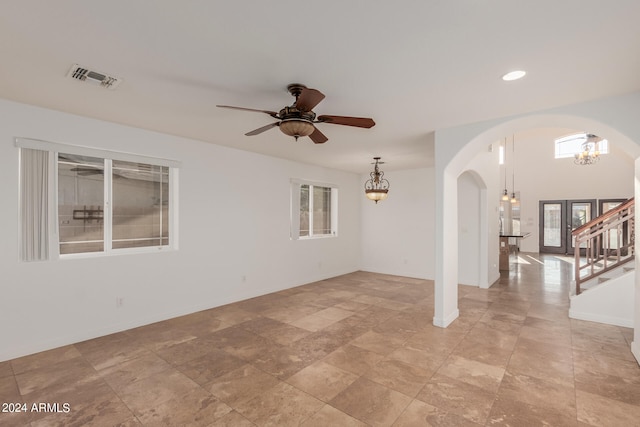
[217,105,279,118]
[295,88,325,112]
[309,126,328,144]
[245,122,280,136]
[316,115,375,128]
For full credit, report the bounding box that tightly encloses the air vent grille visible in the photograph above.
[67,64,122,89]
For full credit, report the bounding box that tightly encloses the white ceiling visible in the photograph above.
[1,1,639,173]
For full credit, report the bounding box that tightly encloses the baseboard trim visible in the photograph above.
[568,309,634,328]
[479,272,501,289]
[632,341,640,366]
[433,309,459,328]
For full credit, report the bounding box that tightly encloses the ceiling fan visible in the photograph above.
[217,83,375,144]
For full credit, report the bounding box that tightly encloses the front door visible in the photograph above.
[539,200,566,254]
[599,198,628,253]
[539,199,596,254]
[567,199,596,255]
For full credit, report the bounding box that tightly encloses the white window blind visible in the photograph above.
[19,148,50,261]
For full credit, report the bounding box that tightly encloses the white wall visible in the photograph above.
[360,167,434,279]
[569,271,635,328]
[0,99,362,362]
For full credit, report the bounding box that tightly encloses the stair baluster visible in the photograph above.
[573,198,634,295]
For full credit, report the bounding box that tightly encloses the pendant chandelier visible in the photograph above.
[500,136,518,203]
[574,136,601,165]
[365,157,389,203]
[501,138,509,201]
[510,134,517,204]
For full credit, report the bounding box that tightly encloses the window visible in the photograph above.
[58,153,105,254]
[555,132,609,159]
[58,154,170,255]
[291,180,337,239]
[17,138,178,260]
[111,160,169,250]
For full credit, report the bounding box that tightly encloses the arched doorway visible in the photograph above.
[458,170,489,288]
[433,98,640,336]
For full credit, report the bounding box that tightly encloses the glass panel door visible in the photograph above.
[599,199,628,253]
[539,200,566,253]
[539,199,597,254]
[567,200,596,255]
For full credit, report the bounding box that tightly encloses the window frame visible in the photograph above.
[16,137,180,260]
[554,133,609,159]
[290,179,338,240]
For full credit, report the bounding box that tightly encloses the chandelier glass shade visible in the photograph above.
[365,157,389,203]
[279,119,315,140]
[574,141,600,165]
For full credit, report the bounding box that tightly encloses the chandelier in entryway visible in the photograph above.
[574,135,602,165]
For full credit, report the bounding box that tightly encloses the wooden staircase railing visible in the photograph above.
[572,198,635,295]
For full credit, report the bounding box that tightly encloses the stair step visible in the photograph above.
[574,265,635,296]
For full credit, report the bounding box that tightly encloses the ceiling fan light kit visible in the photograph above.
[218,83,375,144]
[279,119,315,139]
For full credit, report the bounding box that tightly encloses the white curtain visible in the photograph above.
[20,148,49,261]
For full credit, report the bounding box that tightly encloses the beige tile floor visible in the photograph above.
[1,253,639,426]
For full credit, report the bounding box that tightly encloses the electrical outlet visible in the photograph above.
[116,297,124,308]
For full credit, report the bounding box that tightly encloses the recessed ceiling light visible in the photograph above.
[502,70,526,81]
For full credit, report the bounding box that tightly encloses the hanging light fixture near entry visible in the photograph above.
[501,138,509,201]
[365,157,390,203]
[574,134,602,165]
[510,134,517,204]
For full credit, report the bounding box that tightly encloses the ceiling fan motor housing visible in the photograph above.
[278,106,316,122]
[278,106,316,138]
